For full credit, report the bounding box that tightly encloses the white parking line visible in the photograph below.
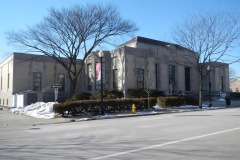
[90,127,240,160]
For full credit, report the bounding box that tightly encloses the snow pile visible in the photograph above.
[153,104,163,110]
[178,103,224,109]
[214,97,225,102]
[11,102,56,119]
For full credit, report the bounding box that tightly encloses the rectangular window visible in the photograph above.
[219,76,223,91]
[33,72,41,91]
[58,74,65,91]
[137,68,144,89]
[87,64,92,91]
[95,62,105,90]
[185,67,191,91]
[113,69,118,89]
[168,65,175,85]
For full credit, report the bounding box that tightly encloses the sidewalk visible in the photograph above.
[0,107,69,127]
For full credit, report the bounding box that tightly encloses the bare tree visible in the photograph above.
[229,67,237,78]
[144,79,154,111]
[6,3,138,96]
[171,10,240,108]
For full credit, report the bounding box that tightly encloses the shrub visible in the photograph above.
[91,89,123,100]
[230,92,240,99]
[151,91,165,97]
[71,92,92,100]
[53,103,64,116]
[181,96,199,105]
[128,88,147,98]
[53,97,157,116]
[128,88,165,98]
[157,96,198,108]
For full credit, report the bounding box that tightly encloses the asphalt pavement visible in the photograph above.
[0,105,240,160]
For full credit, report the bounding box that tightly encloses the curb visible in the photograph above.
[67,107,228,123]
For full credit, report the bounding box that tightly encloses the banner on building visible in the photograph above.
[96,63,101,81]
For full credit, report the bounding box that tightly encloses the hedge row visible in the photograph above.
[157,96,198,107]
[53,98,157,116]
[53,96,198,117]
[127,88,164,98]
[230,92,240,99]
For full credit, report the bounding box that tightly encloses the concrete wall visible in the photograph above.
[0,52,82,107]
[82,51,112,95]
[111,48,126,94]
[230,78,240,92]
[0,54,14,106]
[122,42,200,94]
[208,62,230,93]
[83,40,229,98]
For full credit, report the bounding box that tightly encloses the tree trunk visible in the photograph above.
[148,94,150,111]
[199,81,203,109]
[69,78,77,98]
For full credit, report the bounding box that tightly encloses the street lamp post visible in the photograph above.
[207,65,212,107]
[98,50,105,116]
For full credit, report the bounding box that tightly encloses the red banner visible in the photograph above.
[96,63,101,81]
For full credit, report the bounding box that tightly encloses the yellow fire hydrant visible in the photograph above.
[132,104,136,114]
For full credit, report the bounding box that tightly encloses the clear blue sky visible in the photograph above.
[1,0,240,76]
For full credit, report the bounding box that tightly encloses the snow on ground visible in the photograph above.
[153,104,162,110]
[213,97,225,102]
[178,103,224,109]
[10,101,226,119]
[154,103,220,110]
[11,102,56,119]
[178,105,199,109]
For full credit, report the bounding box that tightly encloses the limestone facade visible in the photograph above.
[83,37,230,97]
[0,52,81,107]
[230,78,240,92]
[0,37,230,107]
